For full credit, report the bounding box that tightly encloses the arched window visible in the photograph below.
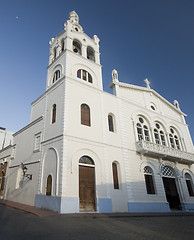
[154,123,166,146]
[108,114,115,132]
[73,40,81,55]
[46,175,52,196]
[185,173,194,197]
[79,156,94,165]
[87,46,95,62]
[169,128,181,150]
[136,117,150,141]
[144,166,155,194]
[52,70,60,83]
[81,104,91,126]
[77,69,93,83]
[51,104,56,124]
[112,162,119,189]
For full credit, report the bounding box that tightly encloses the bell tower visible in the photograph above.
[46,11,103,91]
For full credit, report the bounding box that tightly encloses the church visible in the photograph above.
[0,11,194,213]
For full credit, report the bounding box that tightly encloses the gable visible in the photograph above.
[117,83,185,122]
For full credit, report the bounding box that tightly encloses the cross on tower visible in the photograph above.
[144,78,151,89]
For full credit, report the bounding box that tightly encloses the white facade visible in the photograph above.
[0,11,194,213]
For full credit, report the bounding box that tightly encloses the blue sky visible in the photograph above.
[0,0,194,143]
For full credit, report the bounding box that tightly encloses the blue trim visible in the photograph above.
[60,197,79,213]
[35,195,79,213]
[128,202,170,212]
[35,194,61,212]
[97,198,112,213]
[181,203,194,212]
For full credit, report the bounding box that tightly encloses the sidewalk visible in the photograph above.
[1,198,194,218]
[0,199,58,217]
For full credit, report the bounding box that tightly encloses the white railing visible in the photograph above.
[136,140,194,164]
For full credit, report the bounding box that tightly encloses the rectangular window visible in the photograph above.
[144,131,150,141]
[34,133,41,151]
[170,138,175,148]
[137,128,143,140]
[161,135,166,146]
[77,70,81,79]
[175,139,180,150]
[108,115,114,132]
[155,135,160,144]
[83,70,86,81]
[11,146,16,159]
[112,163,119,189]
[88,73,92,83]
[145,174,155,194]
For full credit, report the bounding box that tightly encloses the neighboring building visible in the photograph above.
[0,127,12,198]
[0,127,13,150]
[0,11,194,212]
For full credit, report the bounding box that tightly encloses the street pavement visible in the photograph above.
[1,204,194,240]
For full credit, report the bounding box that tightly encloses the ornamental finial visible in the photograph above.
[112,69,118,82]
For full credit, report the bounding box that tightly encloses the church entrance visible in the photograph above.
[161,165,181,211]
[79,156,96,212]
[162,177,181,210]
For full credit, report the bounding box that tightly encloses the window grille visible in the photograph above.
[144,166,152,174]
[79,156,94,165]
[161,166,175,177]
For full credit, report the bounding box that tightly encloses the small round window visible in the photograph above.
[139,117,144,123]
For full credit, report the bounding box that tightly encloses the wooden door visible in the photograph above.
[163,177,181,210]
[0,162,7,198]
[79,165,96,212]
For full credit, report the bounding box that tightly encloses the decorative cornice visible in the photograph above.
[31,77,64,106]
[9,160,40,169]
[13,116,43,137]
[41,134,63,145]
[0,145,12,155]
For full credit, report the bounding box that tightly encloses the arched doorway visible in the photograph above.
[161,165,181,210]
[79,156,96,212]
